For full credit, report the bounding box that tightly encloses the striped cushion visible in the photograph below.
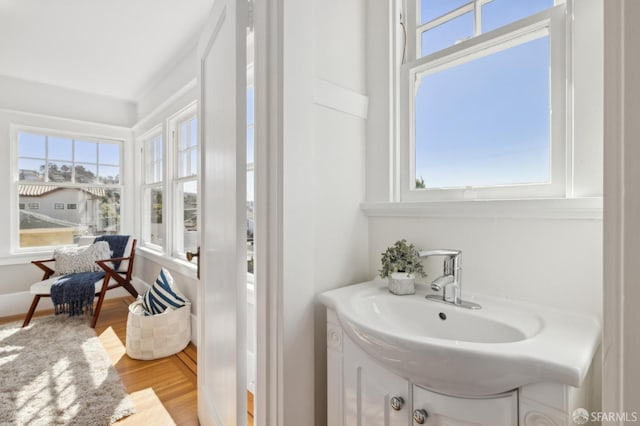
[142,268,187,315]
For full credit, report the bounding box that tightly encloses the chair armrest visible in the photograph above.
[97,256,131,263]
[95,257,131,273]
[32,259,56,280]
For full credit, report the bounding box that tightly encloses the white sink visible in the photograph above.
[319,280,601,397]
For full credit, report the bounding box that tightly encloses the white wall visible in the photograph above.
[0,75,136,127]
[368,214,602,316]
[280,0,369,424]
[136,46,198,122]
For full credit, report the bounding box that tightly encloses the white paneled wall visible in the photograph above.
[279,0,369,424]
[368,215,602,317]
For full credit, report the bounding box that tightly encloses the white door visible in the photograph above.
[197,0,247,424]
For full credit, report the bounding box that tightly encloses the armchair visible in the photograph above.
[22,236,138,328]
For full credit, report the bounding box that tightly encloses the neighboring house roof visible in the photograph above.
[18,185,106,197]
[19,210,83,230]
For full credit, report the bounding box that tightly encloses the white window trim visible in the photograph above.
[10,124,124,253]
[140,124,165,253]
[397,4,570,202]
[168,103,199,260]
[138,101,199,263]
[136,245,197,278]
[361,197,603,221]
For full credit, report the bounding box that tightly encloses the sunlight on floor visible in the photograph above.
[115,388,176,425]
[98,326,125,365]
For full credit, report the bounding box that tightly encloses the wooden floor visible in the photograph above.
[96,297,200,425]
[0,297,255,425]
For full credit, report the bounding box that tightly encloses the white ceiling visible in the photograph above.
[0,0,214,101]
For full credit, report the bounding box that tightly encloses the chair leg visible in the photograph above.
[91,277,109,328]
[91,292,107,329]
[22,295,41,327]
[91,276,111,329]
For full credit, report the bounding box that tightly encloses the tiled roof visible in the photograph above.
[18,185,106,197]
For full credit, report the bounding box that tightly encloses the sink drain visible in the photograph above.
[438,312,447,320]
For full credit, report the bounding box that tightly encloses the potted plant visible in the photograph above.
[379,239,426,295]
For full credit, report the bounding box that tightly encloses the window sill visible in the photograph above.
[0,251,55,266]
[136,246,198,279]
[361,198,603,220]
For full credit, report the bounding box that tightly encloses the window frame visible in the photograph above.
[11,125,124,252]
[168,105,199,260]
[139,102,199,263]
[140,125,165,253]
[398,1,569,202]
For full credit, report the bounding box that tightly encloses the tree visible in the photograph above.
[75,165,97,183]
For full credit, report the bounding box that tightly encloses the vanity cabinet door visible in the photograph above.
[343,336,410,426]
[412,385,517,426]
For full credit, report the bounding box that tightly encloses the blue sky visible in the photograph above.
[416,0,553,189]
[19,132,120,164]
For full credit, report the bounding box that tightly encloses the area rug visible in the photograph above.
[0,316,135,425]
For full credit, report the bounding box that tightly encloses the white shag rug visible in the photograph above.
[0,316,135,425]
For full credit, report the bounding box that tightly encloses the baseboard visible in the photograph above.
[131,277,151,294]
[0,291,46,317]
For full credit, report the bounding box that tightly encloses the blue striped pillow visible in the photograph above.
[142,268,187,315]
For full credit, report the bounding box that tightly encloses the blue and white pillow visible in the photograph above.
[142,268,188,315]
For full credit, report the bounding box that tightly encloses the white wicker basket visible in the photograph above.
[125,299,192,360]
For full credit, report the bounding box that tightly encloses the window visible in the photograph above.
[140,102,199,262]
[141,128,164,249]
[172,113,199,257]
[400,0,566,201]
[15,130,122,249]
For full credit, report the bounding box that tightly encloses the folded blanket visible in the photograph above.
[51,271,106,316]
[95,235,129,270]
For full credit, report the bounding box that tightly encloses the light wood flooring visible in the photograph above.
[0,296,255,425]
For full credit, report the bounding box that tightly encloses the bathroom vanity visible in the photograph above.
[320,281,601,425]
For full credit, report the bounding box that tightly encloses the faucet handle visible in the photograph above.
[443,282,460,303]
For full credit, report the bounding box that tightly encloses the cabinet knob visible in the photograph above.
[390,396,404,411]
[413,408,429,424]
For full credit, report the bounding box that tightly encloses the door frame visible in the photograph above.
[254,0,284,424]
[603,0,640,415]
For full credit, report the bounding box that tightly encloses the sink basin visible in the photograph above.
[352,290,541,344]
[319,280,601,396]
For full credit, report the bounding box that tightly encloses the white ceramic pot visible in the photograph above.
[388,272,416,295]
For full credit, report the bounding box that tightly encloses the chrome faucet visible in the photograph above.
[419,249,481,310]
